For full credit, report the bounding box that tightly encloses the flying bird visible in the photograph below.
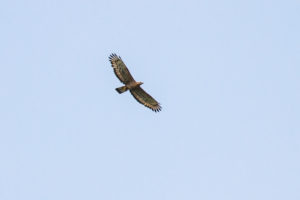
[109,53,161,112]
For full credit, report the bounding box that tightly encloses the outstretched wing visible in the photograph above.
[109,53,135,84]
[130,86,161,112]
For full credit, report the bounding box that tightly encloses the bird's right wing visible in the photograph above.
[109,53,135,84]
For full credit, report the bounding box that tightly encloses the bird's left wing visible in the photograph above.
[130,86,161,112]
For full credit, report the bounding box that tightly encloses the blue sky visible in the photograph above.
[1,0,299,199]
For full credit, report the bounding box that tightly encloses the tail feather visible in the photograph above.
[116,86,128,94]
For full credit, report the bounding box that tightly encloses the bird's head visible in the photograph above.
[137,81,144,86]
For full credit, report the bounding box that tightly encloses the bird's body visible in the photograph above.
[115,81,142,94]
[109,53,161,112]
[126,81,143,90]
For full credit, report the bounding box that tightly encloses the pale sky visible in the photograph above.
[1,0,300,200]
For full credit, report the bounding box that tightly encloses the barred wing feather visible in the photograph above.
[109,53,135,84]
[130,86,161,112]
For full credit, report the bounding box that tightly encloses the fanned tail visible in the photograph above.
[116,86,128,94]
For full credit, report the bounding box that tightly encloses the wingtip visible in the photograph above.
[152,104,162,113]
[109,53,121,61]
[109,53,116,60]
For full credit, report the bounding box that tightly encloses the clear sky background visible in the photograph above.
[1,0,299,199]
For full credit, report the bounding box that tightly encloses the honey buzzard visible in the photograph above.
[109,53,161,112]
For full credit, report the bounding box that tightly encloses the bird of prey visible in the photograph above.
[109,53,161,112]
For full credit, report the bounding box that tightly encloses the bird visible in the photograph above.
[109,53,161,112]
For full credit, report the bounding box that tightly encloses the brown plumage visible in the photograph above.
[109,53,161,112]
